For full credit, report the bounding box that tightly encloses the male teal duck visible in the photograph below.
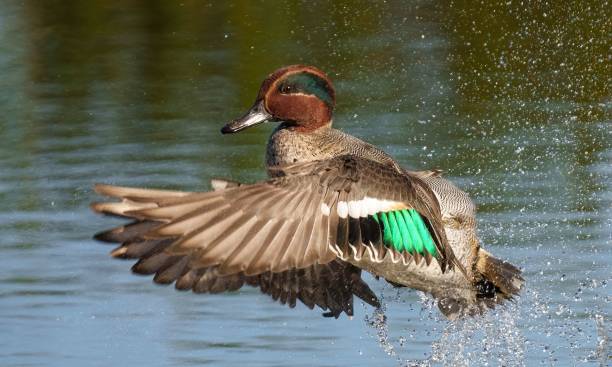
[92,65,523,319]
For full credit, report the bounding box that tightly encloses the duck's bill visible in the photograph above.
[221,100,272,134]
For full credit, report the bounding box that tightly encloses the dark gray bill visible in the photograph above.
[221,100,272,134]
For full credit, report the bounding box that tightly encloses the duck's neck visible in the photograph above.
[265,123,401,176]
[277,120,333,132]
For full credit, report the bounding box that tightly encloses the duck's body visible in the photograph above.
[92,65,522,318]
[265,122,491,312]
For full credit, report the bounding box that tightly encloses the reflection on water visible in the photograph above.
[0,1,609,366]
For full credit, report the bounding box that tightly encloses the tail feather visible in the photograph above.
[436,250,523,320]
[476,249,524,299]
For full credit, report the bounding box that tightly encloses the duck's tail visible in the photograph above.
[475,249,524,301]
[436,249,523,319]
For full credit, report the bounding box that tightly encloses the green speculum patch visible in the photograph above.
[372,209,437,257]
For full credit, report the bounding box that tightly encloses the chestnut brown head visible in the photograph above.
[222,65,335,134]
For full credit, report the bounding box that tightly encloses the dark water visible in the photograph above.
[1,1,609,366]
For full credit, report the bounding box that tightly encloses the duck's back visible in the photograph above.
[267,126,475,215]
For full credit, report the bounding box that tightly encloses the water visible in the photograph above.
[0,1,609,366]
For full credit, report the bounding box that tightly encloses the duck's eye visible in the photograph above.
[280,84,292,94]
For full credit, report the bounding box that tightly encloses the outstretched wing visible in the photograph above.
[92,155,464,277]
[95,220,379,317]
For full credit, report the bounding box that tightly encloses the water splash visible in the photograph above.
[364,287,434,366]
[364,286,526,366]
[364,288,399,358]
[519,286,610,366]
[430,301,525,366]
[592,314,608,366]
[364,288,442,366]
[364,281,609,366]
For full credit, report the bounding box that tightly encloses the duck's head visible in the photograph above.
[222,65,335,134]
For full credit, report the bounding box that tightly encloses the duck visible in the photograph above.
[91,65,523,319]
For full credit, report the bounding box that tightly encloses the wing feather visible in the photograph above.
[92,155,464,278]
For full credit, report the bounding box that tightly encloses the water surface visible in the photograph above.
[0,1,609,366]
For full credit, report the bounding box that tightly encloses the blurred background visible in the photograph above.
[0,1,609,366]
